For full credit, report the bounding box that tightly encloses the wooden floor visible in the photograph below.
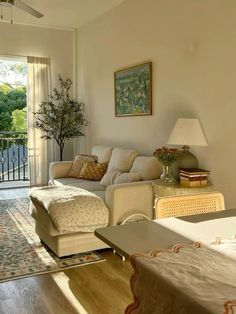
[0,250,133,314]
[0,188,134,314]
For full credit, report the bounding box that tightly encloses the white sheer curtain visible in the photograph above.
[27,56,51,186]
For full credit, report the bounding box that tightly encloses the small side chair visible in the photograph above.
[155,192,225,219]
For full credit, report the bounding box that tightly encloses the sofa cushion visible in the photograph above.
[100,170,122,187]
[101,170,141,186]
[29,186,109,234]
[79,161,108,181]
[113,172,141,184]
[107,147,139,172]
[92,190,106,201]
[52,178,105,191]
[92,145,113,163]
[130,156,162,180]
[67,154,97,178]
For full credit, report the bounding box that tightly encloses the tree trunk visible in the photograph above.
[59,145,64,161]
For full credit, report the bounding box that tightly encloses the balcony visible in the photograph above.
[0,131,29,188]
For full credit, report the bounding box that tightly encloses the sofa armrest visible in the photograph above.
[49,161,73,180]
[105,181,154,225]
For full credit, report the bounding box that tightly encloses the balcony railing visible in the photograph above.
[0,131,28,183]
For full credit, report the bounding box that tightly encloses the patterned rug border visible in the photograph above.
[0,258,105,284]
[0,198,106,284]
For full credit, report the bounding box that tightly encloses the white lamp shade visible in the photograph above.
[167,118,208,147]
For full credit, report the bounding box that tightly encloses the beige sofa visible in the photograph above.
[30,145,162,256]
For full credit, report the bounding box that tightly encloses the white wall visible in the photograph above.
[77,0,236,208]
[0,22,75,161]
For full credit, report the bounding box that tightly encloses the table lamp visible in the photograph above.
[167,118,208,180]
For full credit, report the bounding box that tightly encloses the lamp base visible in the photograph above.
[172,149,199,181]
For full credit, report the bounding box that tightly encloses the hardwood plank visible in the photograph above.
[65,251,133,314]
[0,250,133,314]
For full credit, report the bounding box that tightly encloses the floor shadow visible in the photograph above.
[0,273,81,314]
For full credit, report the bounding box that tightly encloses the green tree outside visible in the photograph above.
[0,59,27,132]
[11,108,27,132]
[0,84,27,131]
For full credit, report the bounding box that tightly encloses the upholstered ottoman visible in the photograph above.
[29,186,109,257]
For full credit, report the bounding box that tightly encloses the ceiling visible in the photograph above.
[0,0,126,29]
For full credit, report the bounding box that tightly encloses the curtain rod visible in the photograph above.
[0,54,50,61]
[0,53,27,61]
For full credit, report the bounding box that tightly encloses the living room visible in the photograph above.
[0,0,236,313]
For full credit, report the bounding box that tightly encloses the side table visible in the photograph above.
[153,179,214,198]
[153,179,215,219]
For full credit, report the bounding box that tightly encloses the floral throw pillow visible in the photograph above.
[67,154,97,178]
[79,161,108,181]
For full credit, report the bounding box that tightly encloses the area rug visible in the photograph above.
[0,198,105,283]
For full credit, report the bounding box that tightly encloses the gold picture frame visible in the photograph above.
[114,61,152,117]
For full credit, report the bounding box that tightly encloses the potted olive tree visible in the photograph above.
[34,75,88,161]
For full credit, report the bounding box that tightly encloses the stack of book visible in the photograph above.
[179,168,210,187]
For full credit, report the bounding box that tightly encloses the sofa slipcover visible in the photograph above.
[31,145,162,256]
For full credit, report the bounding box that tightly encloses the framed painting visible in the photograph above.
[114,61,152,117]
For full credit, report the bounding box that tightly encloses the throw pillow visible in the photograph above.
[113,172,141,184]
[67,154,97,178]
[130,156,162,180]
[100,170,122,187]
[107,148,139,172]
[79,161,108,181]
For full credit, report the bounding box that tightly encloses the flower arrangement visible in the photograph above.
[153,146,181,165]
